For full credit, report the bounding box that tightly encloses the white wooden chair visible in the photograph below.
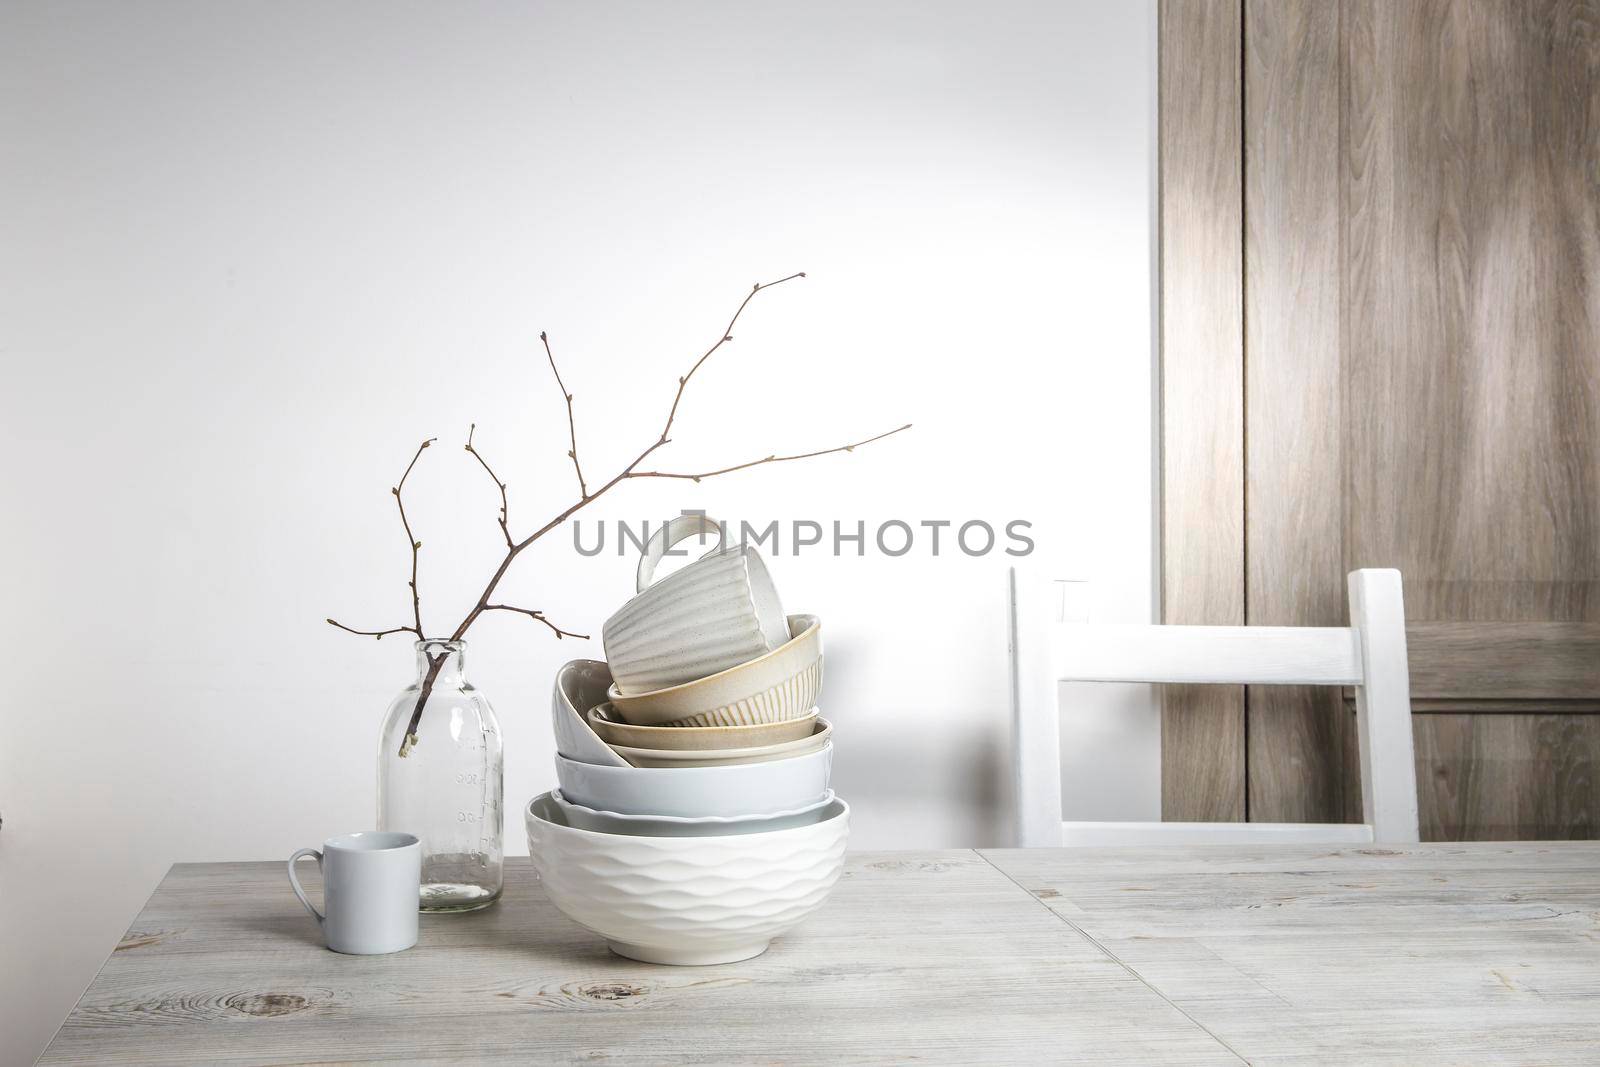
[1008,567,1420,846]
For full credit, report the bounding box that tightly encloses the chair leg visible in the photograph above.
[1347,569,1420,843]
[1009,568,1064,847]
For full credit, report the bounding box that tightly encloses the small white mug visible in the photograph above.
[288,831,421,955]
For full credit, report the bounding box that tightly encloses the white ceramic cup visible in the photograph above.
[602,514,790,694]
[287,831,421,955]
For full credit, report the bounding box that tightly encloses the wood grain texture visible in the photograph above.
[1406,622,1600,701]
[1343,0,1600,623]
[1159,0,1246,822]
[1416,714,1600,840]
[45,848,1600,1064]
[985,842,1600,1065]
[38,855,1239,1065]
[1214,0,1600,833]
[1342,0,1600,838]
[1243,0,1348,824]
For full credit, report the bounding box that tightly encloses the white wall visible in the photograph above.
[0,2,1154,1061]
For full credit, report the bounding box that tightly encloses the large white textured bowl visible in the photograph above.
[553,744,832,817]
[526,792,849,965]
[606,614,822,727]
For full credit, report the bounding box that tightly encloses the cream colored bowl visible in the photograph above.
[526,792,849,965]
[607,614,822,727]
[588,703,818,751]
[610,718,832,768]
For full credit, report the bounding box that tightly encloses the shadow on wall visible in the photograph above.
[825,640,1010,847]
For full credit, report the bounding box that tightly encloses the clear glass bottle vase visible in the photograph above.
[378,639,503,911]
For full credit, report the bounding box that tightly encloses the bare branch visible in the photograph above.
[541,331,587,498]
[464,423,513,548]
[400,646,451,758]
[389,270,912,756]
[393,438,434,637]
[657,272,805,445]
[628,423,912,482]
[484,604,590,640]
[325,619,421,640]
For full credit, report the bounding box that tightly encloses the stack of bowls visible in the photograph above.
[529,515,847,965]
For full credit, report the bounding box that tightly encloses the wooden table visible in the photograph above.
[40,844,1600,1064]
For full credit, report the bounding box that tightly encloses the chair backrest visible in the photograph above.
[1008,567,1420,846]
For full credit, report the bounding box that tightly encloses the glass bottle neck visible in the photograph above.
[415,639,466,685]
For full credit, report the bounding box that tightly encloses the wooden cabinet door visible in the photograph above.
[1160,0,1600,837]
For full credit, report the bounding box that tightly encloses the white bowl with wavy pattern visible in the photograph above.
[525,792,849,965]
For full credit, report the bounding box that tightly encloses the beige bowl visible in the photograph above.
[607,614,822,727]
[610,719,833,768]
[587,704,818,751]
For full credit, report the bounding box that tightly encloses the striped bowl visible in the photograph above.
[606,614,822,727]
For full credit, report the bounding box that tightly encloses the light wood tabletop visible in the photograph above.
[39,844,1600,1064]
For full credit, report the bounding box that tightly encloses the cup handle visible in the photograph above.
[287,848,325,925]
[637,514,726,592]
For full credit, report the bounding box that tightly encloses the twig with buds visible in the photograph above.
[330,273,909,756]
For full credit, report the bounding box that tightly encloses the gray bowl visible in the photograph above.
[553,743,832,818]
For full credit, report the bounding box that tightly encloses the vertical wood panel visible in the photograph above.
[1343,0,1600,624]
[1159,0,1245,821]
[1341,0,1600,836]
[1416,714,1600,840]
[1171,0,1600,834]
[1243,0,1346,823]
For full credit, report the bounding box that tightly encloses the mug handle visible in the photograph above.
[287,848,325,925]
[636,514,726,592]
